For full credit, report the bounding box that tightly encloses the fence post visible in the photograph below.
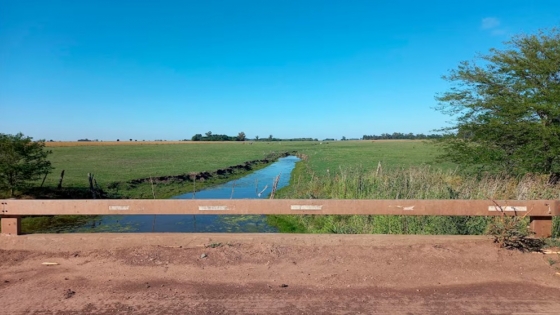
[1,216,22,236]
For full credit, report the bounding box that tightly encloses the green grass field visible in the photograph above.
[298,140,453,174]
[39,140,443,191]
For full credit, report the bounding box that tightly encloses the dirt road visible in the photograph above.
[1,233,559,314]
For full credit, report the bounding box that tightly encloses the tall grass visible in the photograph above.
[272,163,560,236]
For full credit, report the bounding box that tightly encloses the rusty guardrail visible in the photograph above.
[1,199,559,237]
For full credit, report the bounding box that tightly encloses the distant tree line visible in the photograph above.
[253,137,317,142]
[362,133,443,140]
[190,133,445,142]
[190,132,319,142]
[283,138,317,141]
[77,139,103,142]
[191,131,246,141]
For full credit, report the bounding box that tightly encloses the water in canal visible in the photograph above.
[40,156,300,233]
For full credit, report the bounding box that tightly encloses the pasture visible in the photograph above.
[40,140,442,191]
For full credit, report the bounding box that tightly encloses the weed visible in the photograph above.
[485,206,544,252]
[544,238,560,249]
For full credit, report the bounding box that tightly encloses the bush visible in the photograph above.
[0,133,53,196]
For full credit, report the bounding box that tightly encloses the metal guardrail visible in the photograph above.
[1,199,558,237]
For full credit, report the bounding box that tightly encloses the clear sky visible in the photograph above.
[1,0,559,141]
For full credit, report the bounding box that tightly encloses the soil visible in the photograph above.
[1,233,559,315]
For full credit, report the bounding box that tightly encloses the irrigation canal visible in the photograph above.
[33,156,300,233]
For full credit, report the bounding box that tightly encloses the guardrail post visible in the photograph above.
[529,216,553,238]
[1,216,22,236]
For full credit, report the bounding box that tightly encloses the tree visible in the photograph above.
[341,136,347,141]
[205,131,213,138]
[191,134,202,141]
[255,135,259,141]
[435,28,560,178]
[0,133,54,196]
[268,135,273,141]
[237,131,246,141]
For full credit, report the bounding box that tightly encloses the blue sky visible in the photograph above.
[1,0,559,141]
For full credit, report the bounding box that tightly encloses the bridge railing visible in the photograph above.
[1,199,558,237]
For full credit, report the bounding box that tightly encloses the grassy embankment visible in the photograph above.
[269,141,560,237]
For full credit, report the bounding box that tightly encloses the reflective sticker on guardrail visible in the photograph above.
[199,206,230,211]
[488,206,527,212]
[109,206,130,211]
[291,205,323,210]
[393,205,415,211]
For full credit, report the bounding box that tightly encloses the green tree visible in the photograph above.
[191,134,202,141]
[0,133,54,196]
[237,131,246,141]
[435,28,560,178]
